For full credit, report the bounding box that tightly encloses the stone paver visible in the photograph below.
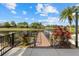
[56,49,79,56]
[3,47,79,56]
[30,48,58,56]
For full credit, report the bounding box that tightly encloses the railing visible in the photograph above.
[31,31,38,47]
[22,31,38,47]
[0,33,15,56]
[0,29,76,56]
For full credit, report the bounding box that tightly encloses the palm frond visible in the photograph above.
[60,7,74,25]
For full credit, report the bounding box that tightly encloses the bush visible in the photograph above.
[52,26,72,48]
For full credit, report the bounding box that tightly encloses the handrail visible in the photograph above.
[0,33,15,56]
[0,28,54,31]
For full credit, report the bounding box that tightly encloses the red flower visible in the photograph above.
[53,26,71,40]
[64,31,71,39]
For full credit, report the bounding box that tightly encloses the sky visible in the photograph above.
[0,3,78,26]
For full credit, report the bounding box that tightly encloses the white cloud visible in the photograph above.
[30,6,32,8]
[0,20,6,23]
[36,4,43,12]
[40,13,47,16]
[23,11,27,15]
[31,18,34,21]
[25,18,28,20]
[44,5,59,14]
[2,3,17,14]
[39,17,59,22]
[3,3,16,10]
[47,17,59,22]
[15,16,21,18]
[11,10,16,14]
[75,4,79,7]
[38,17,66,25]
[36,4,59,16]
[38,17,59,24]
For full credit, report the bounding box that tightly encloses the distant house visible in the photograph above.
[0,23,5,28]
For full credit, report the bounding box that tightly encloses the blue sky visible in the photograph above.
[0,3,78,25]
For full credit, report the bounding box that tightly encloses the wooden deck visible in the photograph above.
[36,32,50,47]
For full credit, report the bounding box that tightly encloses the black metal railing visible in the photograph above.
[17,31,38,48]
[24,31,38,47]
[31,31,38,47]
[0,33,15,56]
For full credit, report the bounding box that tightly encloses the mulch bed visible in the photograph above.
[53,41,76,49]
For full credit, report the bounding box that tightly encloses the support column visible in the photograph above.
[75,12,78,48]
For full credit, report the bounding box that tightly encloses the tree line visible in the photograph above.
[0,21,45,29]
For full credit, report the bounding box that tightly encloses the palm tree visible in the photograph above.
[60,6,79,48]
[60,7,74,31]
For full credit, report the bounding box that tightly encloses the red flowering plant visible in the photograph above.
[52,26,72,48]
[53,26,63,40]
[64,27,71,40]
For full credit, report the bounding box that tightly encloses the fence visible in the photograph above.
[0,33,15,56]
[19,31,38,47]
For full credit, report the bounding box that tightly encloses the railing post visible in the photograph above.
[34,32,36,47]
[34,38,36,47]
[0,36,3,56]
[75,12,78,48]
[11,33,15,47]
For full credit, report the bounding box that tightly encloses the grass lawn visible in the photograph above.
[0,27,78,34]
[0,28,44,31]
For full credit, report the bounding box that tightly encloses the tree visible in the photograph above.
[11,21,16,27]
[60,7,74,31]
[17,22,28,28]
[60,6,79,48]
[31,22,44,29]
[4,22,11,28]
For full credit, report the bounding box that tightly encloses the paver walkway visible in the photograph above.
[36,32,50,47]
[4,47,79,56]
